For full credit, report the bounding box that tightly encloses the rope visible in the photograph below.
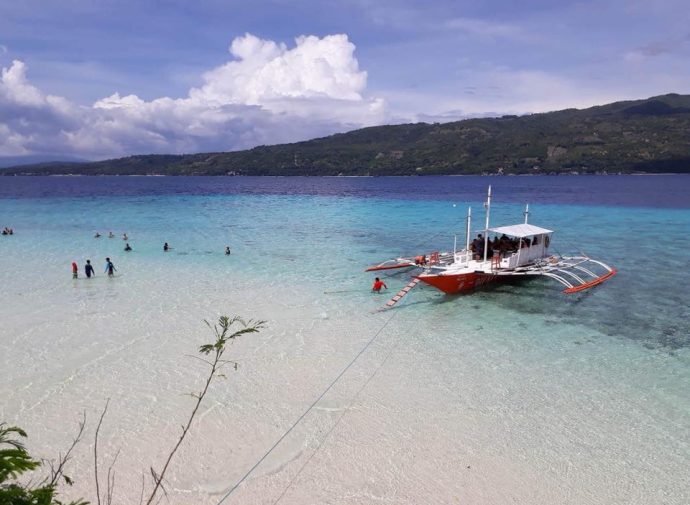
[216,310,399,504]
[271,310,421,504]
[405,228,451,257]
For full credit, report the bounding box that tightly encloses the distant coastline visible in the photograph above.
[2,93,689,177]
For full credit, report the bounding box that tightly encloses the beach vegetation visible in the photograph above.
[1,315,265,505]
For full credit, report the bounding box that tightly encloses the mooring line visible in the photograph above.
[216,310,399,504]
[270,310,421,505]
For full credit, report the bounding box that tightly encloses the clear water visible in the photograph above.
[1,175,689,504]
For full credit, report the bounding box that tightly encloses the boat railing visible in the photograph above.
[453,251,471,266]
[503,243,549,268]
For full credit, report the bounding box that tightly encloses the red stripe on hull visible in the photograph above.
[417,272,500,294]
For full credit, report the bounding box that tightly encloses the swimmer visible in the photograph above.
[108,231,114,238]
[372,277,387,293]
[85,259,95,278]
[225,246,231,255]
[163,242,170,252]
[104,257,116,277]
[122,233,128,240]
[124,243,132,252]
[72,261,78,279]
[94,232,101,238]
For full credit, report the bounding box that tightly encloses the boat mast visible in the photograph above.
[483,186,491,262]
[465,207,472,251]
[524,203,530,224]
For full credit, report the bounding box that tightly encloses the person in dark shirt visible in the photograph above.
[124,243,132,252]
[85,259,95,278]
[475,234,485,259]
[163,242,170,251]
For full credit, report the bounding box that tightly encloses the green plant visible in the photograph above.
[0,422,87,505]
[2,315,265,505]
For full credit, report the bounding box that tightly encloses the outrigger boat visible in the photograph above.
[366,186,617,308]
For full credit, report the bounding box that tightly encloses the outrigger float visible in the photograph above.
[366,186,617,309]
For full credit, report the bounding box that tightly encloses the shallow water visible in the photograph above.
[1,175,689,504]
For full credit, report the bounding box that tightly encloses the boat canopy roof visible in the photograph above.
[488,223,553,238]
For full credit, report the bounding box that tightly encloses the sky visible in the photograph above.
[1,0,689,161]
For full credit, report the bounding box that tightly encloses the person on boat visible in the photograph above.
[72,261,78,279]
[225,246,231,255]
[163,242,170,251]
[104,257,116,277]
[372,277,387,293]
[85,259,95,278]
[474,234,484,260]
[94,232,101,238]
[124,243,132,252]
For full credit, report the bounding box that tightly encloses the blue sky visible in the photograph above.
[1,0,689,160]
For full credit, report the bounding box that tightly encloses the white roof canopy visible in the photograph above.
[488,223,553,238]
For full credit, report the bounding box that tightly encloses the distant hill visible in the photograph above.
[0,155,87,168]
[3,93,690,176]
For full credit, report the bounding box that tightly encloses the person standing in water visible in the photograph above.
[225,246,231,255]
[72,261,78,279]
[372,277,387,293]
[163,242,170,251]
[85,259,95,278]
[108,231,114,238]
[104,257,116,277]
[124,243,132,252]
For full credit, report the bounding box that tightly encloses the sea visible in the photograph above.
[1,175,689,504]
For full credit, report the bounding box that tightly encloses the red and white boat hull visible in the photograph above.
[417,271,502,294]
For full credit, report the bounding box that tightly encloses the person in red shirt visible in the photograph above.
[372,277,387,293]
[71,261,78,279]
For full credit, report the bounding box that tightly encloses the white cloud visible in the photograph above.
[190,34,368,107]
[1,60,45,106]
[0,33,387,159]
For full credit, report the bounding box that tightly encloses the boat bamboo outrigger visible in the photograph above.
[366,186,617,305]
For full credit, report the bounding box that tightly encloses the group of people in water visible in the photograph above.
[71,258,116,279]
[94,231,132,251]
[2,227,14,235]
[71,232,231,278]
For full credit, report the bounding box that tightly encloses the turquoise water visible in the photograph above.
[1,176,689,504]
